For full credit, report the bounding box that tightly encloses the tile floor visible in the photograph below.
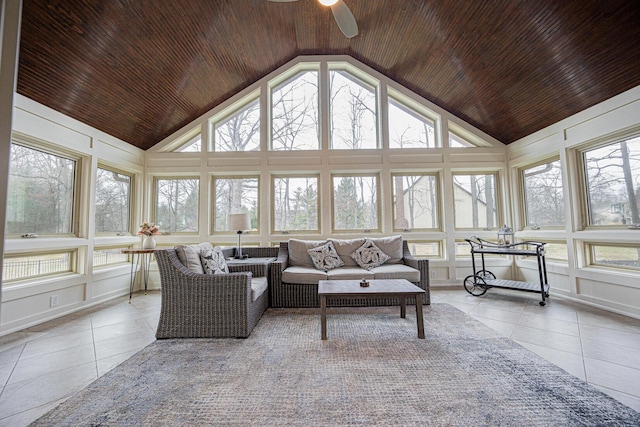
[0,288,639,425]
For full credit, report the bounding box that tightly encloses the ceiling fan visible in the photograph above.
[268,0,359,39]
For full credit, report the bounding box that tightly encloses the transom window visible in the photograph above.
[154,177,199,233]
[272,175,319,233]
[392,173,440,230]
[388,97,437,148]
[583,135,640,227]
[213,176,259,232]
[213,96,260,152]
[522,159,564,228]
[453,173,499,229]
[329,69,378,150]
[271,70,319,151]
[7,143,76,235]
[176,134,201,152]
[332,174,380,232]
[95,166,132,234]
[3,251,74,283]
[588,243,640,271]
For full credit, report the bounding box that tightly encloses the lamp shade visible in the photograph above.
[228,213,251,232]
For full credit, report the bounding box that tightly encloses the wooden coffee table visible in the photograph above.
[318,279,426,340]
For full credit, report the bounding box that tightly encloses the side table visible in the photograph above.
[121,248,158,302]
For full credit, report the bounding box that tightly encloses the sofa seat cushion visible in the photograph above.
[326,267,375,281]
[283,266,328,284]
[251,276,268,302]
[371,264,420,282]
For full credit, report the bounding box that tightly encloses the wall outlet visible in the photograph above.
[50,295,59,307]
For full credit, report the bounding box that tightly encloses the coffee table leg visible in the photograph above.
[400,297,406,318]
[416,294,425,339]
[321,295,327,340]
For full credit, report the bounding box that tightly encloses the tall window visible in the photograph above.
[522,159,564,228]
[213,98,260,152]
[271,71,319,150]
[213,177,259,232]
[453,173,498,229]
[272,176,319,232]
[392,174,439,230]
[388,97,437,148]
[583,135,640,226]
[95,167,132,233]
[329,70,377,149]
[154,178,199,233]
[332,174,380,231]
[7,144,76,235]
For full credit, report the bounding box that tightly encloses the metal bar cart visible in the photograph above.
[463,236,550,306]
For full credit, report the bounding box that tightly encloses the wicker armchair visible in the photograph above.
[155,248,271,339]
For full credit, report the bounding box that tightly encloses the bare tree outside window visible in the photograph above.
[453,174,498,229]
[271,71,319,150]
[213,99,260,152]
[273,176,318,232]
[214,177,258,232]
[522,160,564,227]
[95,167,131,233]
[584,136,640,226]
[329,70,377,150]
[333,175,379,231]
[155,178,199,232]
[388,98,437,148]
[393,174,439,230]
[7,144,75,234]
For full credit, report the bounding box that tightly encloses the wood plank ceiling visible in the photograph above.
[17,0,640,150]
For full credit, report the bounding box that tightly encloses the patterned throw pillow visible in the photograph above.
[307,241,345,271]
[200,246,229,275]
[351,239,391,270]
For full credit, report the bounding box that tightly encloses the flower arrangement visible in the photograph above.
[137,222,160,236]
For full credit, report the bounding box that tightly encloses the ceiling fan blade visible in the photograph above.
[331,0,358,38]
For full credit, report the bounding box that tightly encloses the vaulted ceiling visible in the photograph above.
[17,0,640,150]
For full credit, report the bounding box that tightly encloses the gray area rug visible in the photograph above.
[33,304,639,426]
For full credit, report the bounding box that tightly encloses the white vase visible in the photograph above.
[142,235,156,249]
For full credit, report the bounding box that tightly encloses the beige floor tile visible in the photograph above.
[516,340,586,381]
[592,385,640,413]
[19,329,94,359]
[92,318,155,343]
[579,323,640,351]
[0,399,64,427]
[517,311,580,336]
[7,343,96,385]
[510,324,583,355]
[471,316,518,337]
[581,338,640,369]
[469,304,523,324]
[584,357,640,398]
[0,362,97,419]
[93,329,155,360]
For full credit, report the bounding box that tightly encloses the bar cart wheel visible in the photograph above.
[476,270,496,280]
[464,274,489,296]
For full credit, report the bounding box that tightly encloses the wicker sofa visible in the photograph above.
[270,237,430,308]
[155,245,278,339]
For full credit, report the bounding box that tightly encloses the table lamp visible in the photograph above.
[228,213,251,259]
